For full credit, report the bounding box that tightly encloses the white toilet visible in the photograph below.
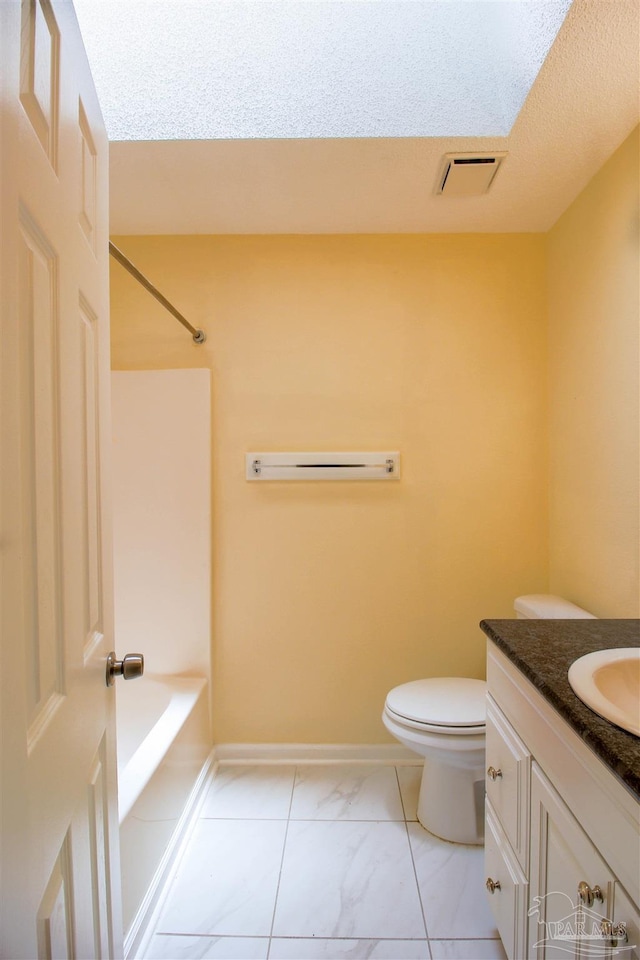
[382,594,596,845]
[383,676,487,844]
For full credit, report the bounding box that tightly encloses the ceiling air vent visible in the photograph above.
[438,152,507,197]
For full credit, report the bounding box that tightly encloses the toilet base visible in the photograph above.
[417,755,485,845]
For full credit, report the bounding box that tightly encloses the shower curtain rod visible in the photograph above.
[109,241,206,344]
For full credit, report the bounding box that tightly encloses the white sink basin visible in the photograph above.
[568,648,640,737]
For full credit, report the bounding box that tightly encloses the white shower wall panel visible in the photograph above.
[111,369,211,677]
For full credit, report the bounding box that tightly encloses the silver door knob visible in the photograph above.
[106,651,144,687]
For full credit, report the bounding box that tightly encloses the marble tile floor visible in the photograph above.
[142,763,506,960]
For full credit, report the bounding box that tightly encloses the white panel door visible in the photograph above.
[0,1,123,957]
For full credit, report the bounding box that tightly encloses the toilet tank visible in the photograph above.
[514,594,596,619]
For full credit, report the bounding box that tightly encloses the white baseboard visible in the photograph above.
[213,742,421,764]
[124,751,217,960]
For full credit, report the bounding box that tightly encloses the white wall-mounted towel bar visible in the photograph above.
[246,452,400,481]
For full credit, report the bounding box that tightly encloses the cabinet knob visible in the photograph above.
[577,881,604,907]
[487,766,503,781]
[486,877,501,894]
[599,920,627,947]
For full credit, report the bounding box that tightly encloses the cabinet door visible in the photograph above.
[485,800,529,960]
[486,696,531,872]
[529,763,615,959]
[611,884,640,960]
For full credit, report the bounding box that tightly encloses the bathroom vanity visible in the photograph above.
[480,619,640,960]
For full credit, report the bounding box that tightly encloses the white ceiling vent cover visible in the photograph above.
[438,152,507,197]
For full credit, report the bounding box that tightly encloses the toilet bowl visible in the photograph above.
[383,677,486,844]
[383,594,596,846]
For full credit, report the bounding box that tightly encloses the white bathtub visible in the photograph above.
[116,674,208,820]
[116,674,211,943]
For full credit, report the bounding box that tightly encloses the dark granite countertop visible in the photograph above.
[479,619,640,800]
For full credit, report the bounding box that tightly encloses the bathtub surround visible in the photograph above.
[111,369,212,678]
[110,126,640,746]
[111,370,213,944]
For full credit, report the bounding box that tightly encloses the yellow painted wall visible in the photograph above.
[110,234,548,742]
[547,127,640,617]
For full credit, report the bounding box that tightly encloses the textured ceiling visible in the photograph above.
[105,0,639,235]
[75,0,571,140]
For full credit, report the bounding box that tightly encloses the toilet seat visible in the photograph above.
[385,677,486,730]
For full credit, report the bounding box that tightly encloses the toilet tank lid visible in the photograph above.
[514,594,596,619]
[385,678,486,727]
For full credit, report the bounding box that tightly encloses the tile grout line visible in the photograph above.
[394,764,409,821]
[266,764,298,959]
[395,766,433,958]
[196,818,411,824]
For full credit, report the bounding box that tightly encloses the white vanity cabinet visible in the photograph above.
[485,697,531,871]
[485,798,529,959]
[485,643,640,960]
[528,762,617,957]
[484,696,531,959]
